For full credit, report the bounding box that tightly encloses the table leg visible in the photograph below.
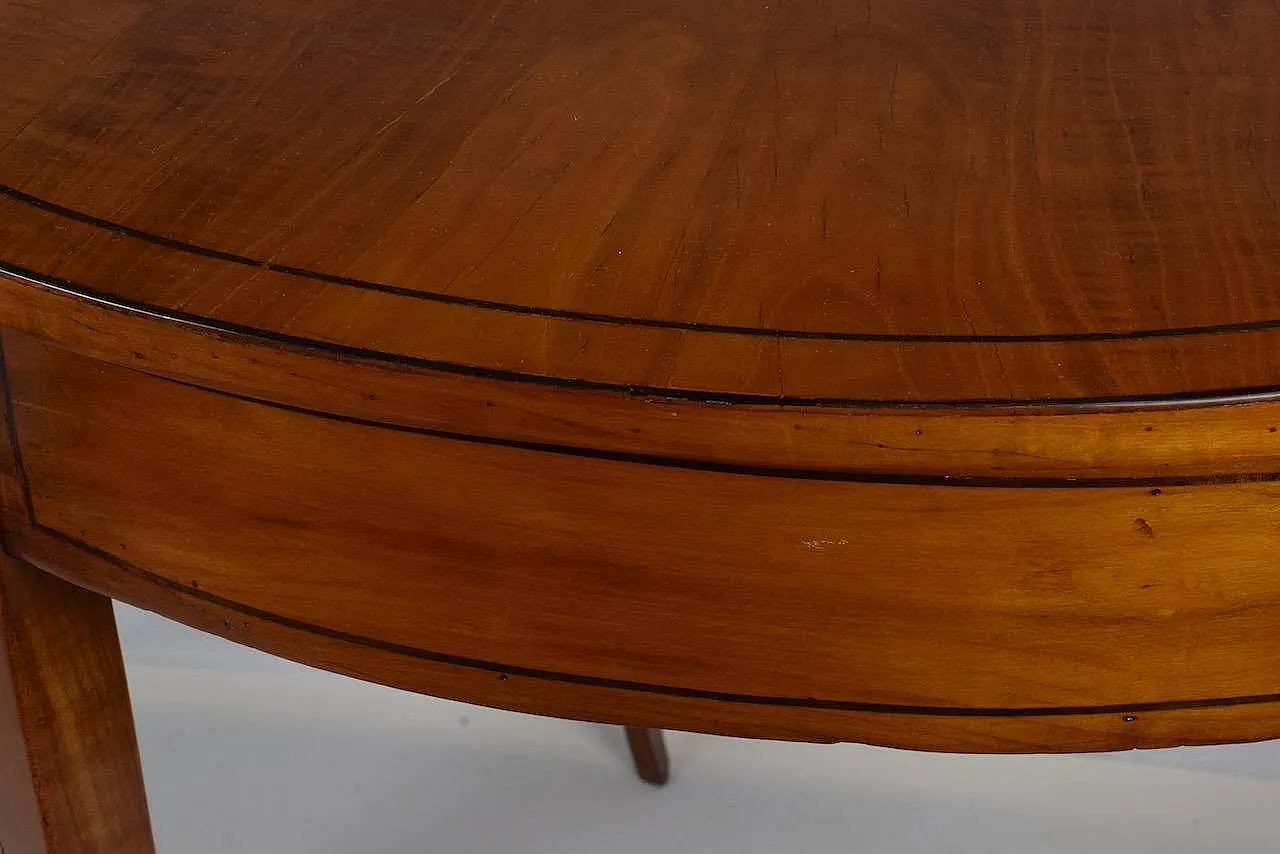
[624,726,670,786]
[0,556,154,854]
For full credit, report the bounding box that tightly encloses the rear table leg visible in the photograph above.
[624,726,670,786]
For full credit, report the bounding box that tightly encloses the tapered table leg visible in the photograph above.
[624,726,670,786]
[0,556,155,854]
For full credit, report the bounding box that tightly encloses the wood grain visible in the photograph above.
[3,0,1280,777]
[1,0,1279,403]
[0,555,154,854]
[9,279,1280,486]
[16,520,1280,755]
[10,337,1280,751]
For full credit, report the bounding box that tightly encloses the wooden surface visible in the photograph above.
[2,0,1280,762]
[0,554,154,854]
[1,0,1279,404]
[10,334,1280,752]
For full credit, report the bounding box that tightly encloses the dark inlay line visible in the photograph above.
[35,526,1280,719]
[9,262,1280,411]
[164,369,1280,489]
[7,183,1280,345]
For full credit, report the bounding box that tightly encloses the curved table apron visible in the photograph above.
[3,0,1280,847]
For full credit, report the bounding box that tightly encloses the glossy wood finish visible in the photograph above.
[9,334,1280,752]
[0,554,154,854]
[19,516,1280,755]
[625,728,670,787]
[1,0,1279,405]
[1,0,1280,802]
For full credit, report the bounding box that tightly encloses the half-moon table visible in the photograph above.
[3,0,1280,850]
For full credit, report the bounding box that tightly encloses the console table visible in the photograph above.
[3,0,1280,850]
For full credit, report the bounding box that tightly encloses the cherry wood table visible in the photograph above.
[4,0,1280,850]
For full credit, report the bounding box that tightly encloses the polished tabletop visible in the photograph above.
[3,0,1280,763]
[4,0,1279,405]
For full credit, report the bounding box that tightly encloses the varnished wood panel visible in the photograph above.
[3,189,1279,408]
[15,506,1280,755]
[4,196,1280,404]
[1,0,1279,403]
[9,280,1280,486]
[10,338,1280,752]
[0,0,148,149]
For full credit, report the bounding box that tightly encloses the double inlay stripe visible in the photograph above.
[6,183,1280,345]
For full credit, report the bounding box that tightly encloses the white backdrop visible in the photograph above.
[114,603,1280,854]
